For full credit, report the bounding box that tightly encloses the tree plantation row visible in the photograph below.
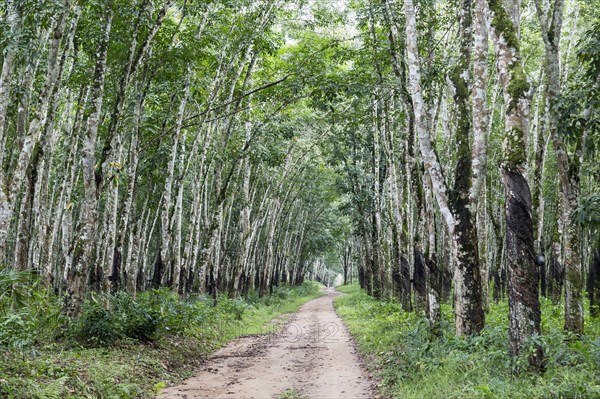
[0,0,599,372]
[0,0,350,319]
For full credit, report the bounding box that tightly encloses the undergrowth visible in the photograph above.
[334,284,600,399]
[0,269,322,399]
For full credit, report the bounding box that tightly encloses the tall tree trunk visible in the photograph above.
[121,83,147,294]
[404,0,484,335]
[589,245,600,318]
[488,0,543,368]
[534,0,583,335]
[233,122,253,295]
[172,136,186,293]
[532,82,549,297]
[11,61,39,271]
[403,0,455,234]
[448,0,486,335]
[159,84,189,289]
[64,5,113,317]
[0,1,22,260]
[372,100,384,299]
[472,0,490,311]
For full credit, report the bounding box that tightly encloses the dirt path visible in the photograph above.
[157,288,374,399]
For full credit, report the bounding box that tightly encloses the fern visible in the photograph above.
[34,376,68,399]
[0,268,34,316]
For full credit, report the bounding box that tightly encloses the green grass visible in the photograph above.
[334,284,600,399]
[334,284,359,294]
[229,286,323,339]
[277,388,309,399]
[0,282,322,399]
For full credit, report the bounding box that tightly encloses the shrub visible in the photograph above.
[76,300,118,346]
[0,268,66,352]
[112,292,159,342]
[56,281,320,348]
[138,289,205,335]
[74,289,247,346]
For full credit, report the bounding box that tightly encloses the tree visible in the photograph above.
[487,0,543,368]
[403,0,484,335]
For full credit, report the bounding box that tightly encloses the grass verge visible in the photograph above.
[334,284,600,399]
[0,282,322,399]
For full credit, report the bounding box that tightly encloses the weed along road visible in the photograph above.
[157,288,374,399]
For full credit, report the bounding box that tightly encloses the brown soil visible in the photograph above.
[157,287,375,399]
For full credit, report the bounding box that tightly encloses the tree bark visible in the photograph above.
[448,0,486,335]
[488,0,543,368]
[0,1,22,260]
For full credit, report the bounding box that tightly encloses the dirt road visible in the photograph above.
[157,288,374,399]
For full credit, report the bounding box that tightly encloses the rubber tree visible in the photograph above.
[487,0,543,369]
[403,0,485,335]
[534,0,585,335]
